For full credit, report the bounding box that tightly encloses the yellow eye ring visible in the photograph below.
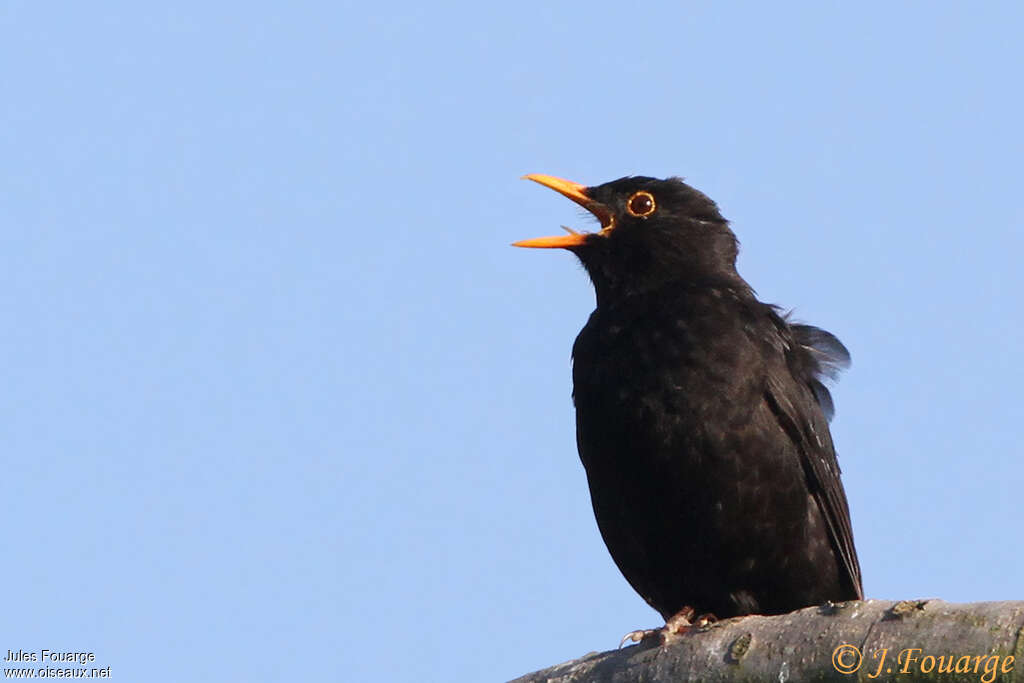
[626,191,656,217]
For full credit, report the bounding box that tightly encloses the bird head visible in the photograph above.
[516,174,742,303]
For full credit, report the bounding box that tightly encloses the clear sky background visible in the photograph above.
[3,3,1022,681]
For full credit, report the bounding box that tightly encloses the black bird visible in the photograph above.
[515,174,862,633]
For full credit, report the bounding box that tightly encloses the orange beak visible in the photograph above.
[514,174,615,249]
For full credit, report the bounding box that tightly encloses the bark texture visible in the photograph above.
[511,600,1024,682]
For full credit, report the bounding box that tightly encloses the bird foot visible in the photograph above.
[619,607,718,647]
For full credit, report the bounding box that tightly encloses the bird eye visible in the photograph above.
[626,191,656,217]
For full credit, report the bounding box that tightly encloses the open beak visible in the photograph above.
[514,174,615,249]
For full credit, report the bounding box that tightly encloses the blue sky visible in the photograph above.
[3,2,1022,681]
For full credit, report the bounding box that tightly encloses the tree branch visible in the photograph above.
[511,600,1024,682]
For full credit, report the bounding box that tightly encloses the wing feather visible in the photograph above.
[765,314,863,599]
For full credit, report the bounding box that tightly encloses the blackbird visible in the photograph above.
[515,174,862,630]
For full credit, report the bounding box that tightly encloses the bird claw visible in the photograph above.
[693,613,718,629]
[619,607,718,647]
[619,629,657,648]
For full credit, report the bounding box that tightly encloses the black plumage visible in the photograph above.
[516,174,862,623]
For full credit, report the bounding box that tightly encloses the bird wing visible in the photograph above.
[763,317,864,599]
